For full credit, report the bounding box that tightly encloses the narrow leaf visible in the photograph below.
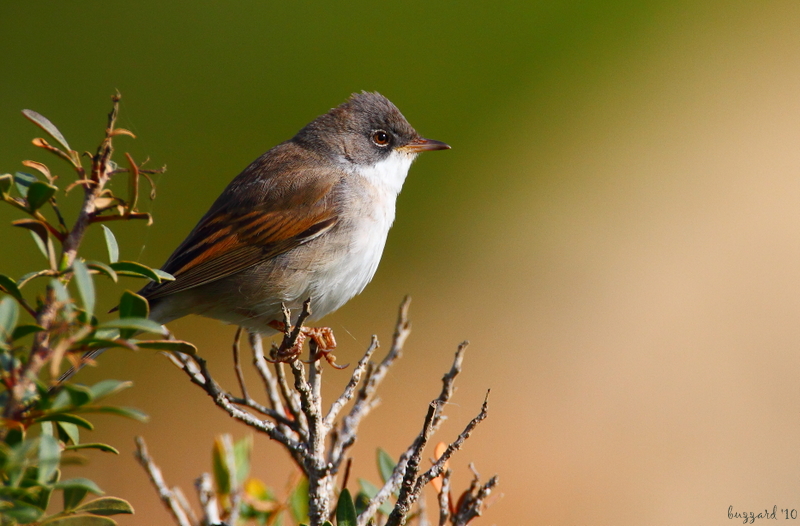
[35,413,94,430]
[152,269,175,282]
[21,159,53,181]
[358,479,393,515]
[99,317,165,336]
[72,259,95,316]
[134,340,196,355]
[38,434,61,485]
[63,383,94,406]
[74,496,133,516]
[336,489,357,526]
[289,477,309,523]
[27,181,58,212]
[62,485,89,511]
[86,261,117,283]
[233,435,253,485]
[11,324,45,341]
[22,109,72,151]
[57,422,80,445]
[0,274,24,303]
[100,226,118,264]
[41,515,117,526]
[212,434,234,495]
[14,219,56,269]
[76,406,148,422]
[14,171,38,198]
[377,449,396,484]
[64,443,119,454]
[89,379,133,400]
[54,477,104,495]
[118,291,148,319]
[0,296,19,338]
[109,261,161,282]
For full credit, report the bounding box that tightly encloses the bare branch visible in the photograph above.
[232,326,248,400]
[324,335,379,428]
[134,436,196,526]
[195,473,220,526]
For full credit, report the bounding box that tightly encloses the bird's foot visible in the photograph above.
[267,322,347,368]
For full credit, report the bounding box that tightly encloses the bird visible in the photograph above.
[70,92,449,376]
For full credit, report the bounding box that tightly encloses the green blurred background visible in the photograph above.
[4,2,800,524]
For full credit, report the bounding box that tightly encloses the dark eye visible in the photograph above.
[372,130,390,146]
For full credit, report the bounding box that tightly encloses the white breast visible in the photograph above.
[307,150,416,318]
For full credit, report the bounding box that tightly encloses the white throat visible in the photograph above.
[355,150,416,195]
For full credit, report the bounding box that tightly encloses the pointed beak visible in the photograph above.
[400,137,451,153]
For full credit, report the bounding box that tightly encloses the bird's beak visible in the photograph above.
[400,137,451,153]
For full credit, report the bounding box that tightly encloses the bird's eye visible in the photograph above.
[372,130,390,146]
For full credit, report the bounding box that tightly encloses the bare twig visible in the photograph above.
[195,473,220,526]
[158,297,495,526]
[438,470,452,526]
[452,468,499,526]
[134,436,195,526]
[232,326,248,400]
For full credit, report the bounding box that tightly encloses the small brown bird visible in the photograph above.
[135,92,447,360]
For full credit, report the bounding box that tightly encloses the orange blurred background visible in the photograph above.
[4,2,800,525]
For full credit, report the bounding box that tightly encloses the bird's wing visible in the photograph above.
[140,158,340,301]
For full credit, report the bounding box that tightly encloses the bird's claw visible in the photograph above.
[267,322,347,368]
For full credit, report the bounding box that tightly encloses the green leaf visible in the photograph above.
[12,324,45,341]
[63,443,119,454]
[152,269,175,282]
[14,171,38,198]
[100,226,119,264]
[89,379,133,400]
[42,516,117,526]
[77,338,135,352]
[377,449,396,484]
[289,477,309,524]
[41,515,117,525]
[0,173,13,195]
[134,340,197,355]
[71,259,95,317]
[76,406,148,423]
[35,414,94,430]
[212,434,233,495]
[0,274,25,303]
[22,109,72,152]
[27,181,58,212]
[358,479,393,515]
[85,261,118,283]
[0,295,19,339]
[38,434,61,485]
[59,480,104,513]
[98,317,166,336]
[336,489,357,526]
[234,435,253,486]
[74,496,133,516]
[109,261,162,282]
[118,290,148,321]
[0,499,44,522]
[57,422,80,446]
[63,383,94,407]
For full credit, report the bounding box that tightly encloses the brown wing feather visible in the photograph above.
[139,143,341,301]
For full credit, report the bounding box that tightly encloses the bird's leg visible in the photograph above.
[266,321,346,368]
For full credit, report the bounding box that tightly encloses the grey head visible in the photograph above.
[292,91,450,165]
